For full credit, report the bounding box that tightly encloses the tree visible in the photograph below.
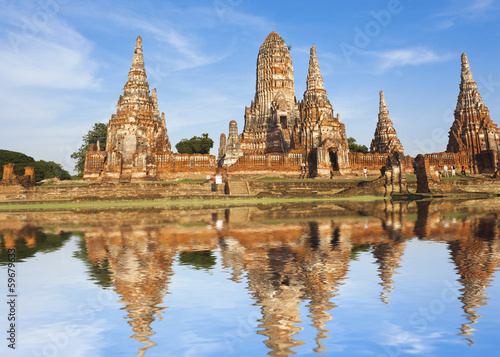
[348,137,368,153]
[71,123,107,176]
[175,133,214,154]
[0,149,71,181]
[280,37,292,51]
[34,160,71,181]
[0,149,36,178]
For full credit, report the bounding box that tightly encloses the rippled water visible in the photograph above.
[1,200,500,356]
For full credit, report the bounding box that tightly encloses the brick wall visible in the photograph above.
[226,153,305,178]
[348,152,414,175]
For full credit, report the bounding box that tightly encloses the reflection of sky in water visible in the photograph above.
[1,215,500,357]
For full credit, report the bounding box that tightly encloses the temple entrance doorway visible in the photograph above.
[280,116,288,129]
[329,150,339,172]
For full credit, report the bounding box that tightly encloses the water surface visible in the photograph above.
[1,199,499,356]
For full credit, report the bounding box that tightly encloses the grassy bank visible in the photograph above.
[0,195,385,211]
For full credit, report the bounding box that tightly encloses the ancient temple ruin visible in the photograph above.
[419,52,500,177]
[241,31,299,154]
[0,164,35,187]
[297,44,350,176]
[219,32,409,178]
[218,32,351,177]
[446,53,500,173]
[370,91,404,154]
[80,34,500,183]
[84,36,215,182]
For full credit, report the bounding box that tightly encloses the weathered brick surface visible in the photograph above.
[83,37,215,182]
[370,91,404,154]
[0,164,36,188]
[446,53,500,174]
[219,33,402,178]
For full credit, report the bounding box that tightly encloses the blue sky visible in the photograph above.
[1,0,500,173]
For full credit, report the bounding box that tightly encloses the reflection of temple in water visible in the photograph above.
[82,226,218,356]
[412,202,500,345]
[2,199,500,356]
[218,220,352,356]
[447,216,500,345]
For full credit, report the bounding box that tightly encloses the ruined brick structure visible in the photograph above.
[84,36,215,182]
[241,31,299,153]
[0,164,35,187]
[446,53,500,173]
[298,44,350,177]
[370,90,404,154]
[219,32,350,177]
[383,152,408,196]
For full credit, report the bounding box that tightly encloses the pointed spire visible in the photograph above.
[151,88,158,111]
[379,90,388,114]
[370,91,404,154]
[447,52,500,158]
[127,35,147,86]
[135,36,143,53]
[460,52,473,83]
[306,44,324,91]
[455,52,484,110]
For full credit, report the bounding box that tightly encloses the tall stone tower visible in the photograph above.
[241,31,299,153]
[298,44,349,176]
[105,36,171,179]
[446,53,500,168]
[370,91,404,154]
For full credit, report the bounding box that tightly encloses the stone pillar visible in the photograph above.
[222,121,244,167]
[415,154,441,193]
[2,163,17,181]
[24,166,35,184]
[218,133,226,164]
[384,152,408,196]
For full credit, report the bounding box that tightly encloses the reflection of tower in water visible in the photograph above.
[83,226,218,356]
[84,227,174,356]
[447,215,500,346]
[372,241,406,304]
[375,201,408,304]
[218,220,352,356]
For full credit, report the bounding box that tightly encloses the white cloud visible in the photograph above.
[367,47,451,73]
[0,2,100,90]
[377,322,448,356]
[431,0,500,29]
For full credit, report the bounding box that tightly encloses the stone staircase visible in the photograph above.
[119,164,132,183]
[281,129,291,152]
[227,181,250,195]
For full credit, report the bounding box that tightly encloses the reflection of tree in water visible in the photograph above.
[350,244,370,260]
[72,235,113,289]
[178,250,216,271]
[0,226,72,263]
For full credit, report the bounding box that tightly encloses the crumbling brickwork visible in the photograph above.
[1,164,36,187]
[83,37,214,182]
[220,33,351,177]
[415,154,442,193]
[446,53,500,174]
[370,91,404,154]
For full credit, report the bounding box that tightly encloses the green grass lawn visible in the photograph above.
[254,177,376,182]
[0,195,386,211]
[132,178,208,184]
[405,174,485,182]
[40,181,92,187]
